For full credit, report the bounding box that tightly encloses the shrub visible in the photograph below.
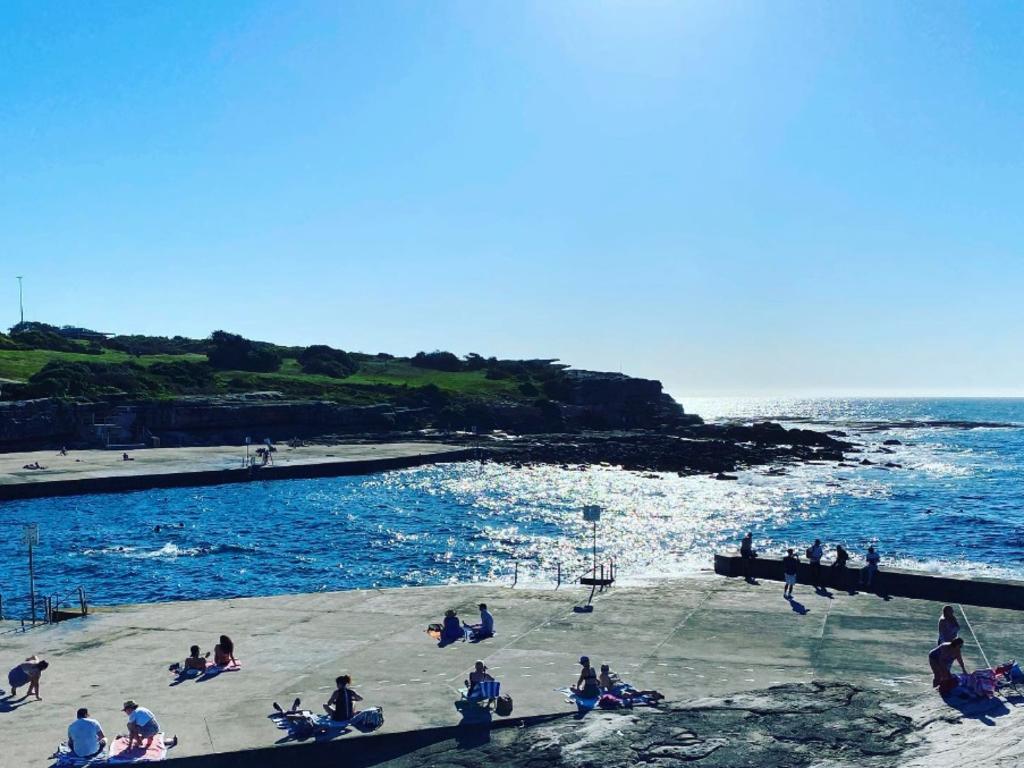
[10,360,159,399]
[8,322,81,353]
[148,361,215,392]
[298,345,358,379]
[410,351,463,372]
[103,334,209,356]
[207,331,281,372]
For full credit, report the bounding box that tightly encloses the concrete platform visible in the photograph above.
[0,443,471,500]
[2,576,1022,766]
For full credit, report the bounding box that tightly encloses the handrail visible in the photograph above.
[508,558,618,590]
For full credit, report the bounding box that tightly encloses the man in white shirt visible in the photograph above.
[68,707,106,758]
[123,700,160,750]
[463,603,495,641]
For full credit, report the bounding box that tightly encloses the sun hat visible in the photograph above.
[122,700,137,711]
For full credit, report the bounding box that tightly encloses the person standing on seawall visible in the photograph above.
[807,539,824,589]
[740,532,757,582]
[861,546,881,589]
[832,544,850,589]
[782,549,800,599]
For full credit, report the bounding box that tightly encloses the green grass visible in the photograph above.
[0,348,206,382]
[0,347,528,402]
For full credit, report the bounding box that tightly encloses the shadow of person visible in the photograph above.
[455,718,492,749]
[788,599,810,615]
[815,586,834,599]
[942,693,1011,726]
[0,696,32,713]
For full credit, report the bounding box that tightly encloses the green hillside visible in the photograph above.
[0,324,563,407]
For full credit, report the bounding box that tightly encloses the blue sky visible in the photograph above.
[2,1,1022,397]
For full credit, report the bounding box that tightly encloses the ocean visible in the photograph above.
[2,397,1022,613]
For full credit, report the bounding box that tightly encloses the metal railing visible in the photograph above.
[509,558,617,590]
[0,586,88,628]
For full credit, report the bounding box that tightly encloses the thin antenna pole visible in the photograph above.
[16,276,24,324]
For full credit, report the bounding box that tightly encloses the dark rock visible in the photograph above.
[883,439,902,445]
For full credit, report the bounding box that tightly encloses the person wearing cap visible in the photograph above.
[572,656,600,699]
[122,700,160,750]
[462,603,495,641]
[68,707,106,758]
[573,656,593,690]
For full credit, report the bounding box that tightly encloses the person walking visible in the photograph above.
[740,532,757,582]
[782,548,800,599]
[807,539,824,588]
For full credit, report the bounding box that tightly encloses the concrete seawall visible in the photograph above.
[715,553,1024,611]
[0,444,474,501]
[2,577,1023,767]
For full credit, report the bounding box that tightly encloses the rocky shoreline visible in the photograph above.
[431,422,854,475]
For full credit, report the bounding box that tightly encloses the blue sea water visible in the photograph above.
[1,398,1023,614]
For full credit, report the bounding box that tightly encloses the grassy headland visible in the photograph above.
[0,323,564,408]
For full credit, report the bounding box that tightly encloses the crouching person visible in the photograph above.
[123,700,160,750]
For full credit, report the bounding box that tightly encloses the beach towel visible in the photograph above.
[53,743,108,767]
[555,687,600,712]
[108,733,167,763]
[955,670,999,699]
[200,661,242,678]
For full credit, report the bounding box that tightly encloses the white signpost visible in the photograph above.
[583,505,602,578]
[23,524,39,622]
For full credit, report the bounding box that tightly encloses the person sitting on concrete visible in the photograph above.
[213,635,236,667]
[938,605,960,645]
[861,546,881,587]
[465,661,495,699]
[598,663,619,692]
[122,452,134,461]
[68,707,106,759]
[184,645,209,672]
[740,532,757,581]
[462,603,494,641]
[574,656,593,690]
[929,638,967,689]
[324,675,362,722]
[573,665,601,700]
[122,700,160,750]
[782,549,799,599]
[440,609,463,645]
[8,656,48,699]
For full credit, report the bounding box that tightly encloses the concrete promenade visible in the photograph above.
[2,576,1022,766]
[0,443,471,500]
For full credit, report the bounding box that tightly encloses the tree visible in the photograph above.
[207,331,281,372]
[298,345,358,378]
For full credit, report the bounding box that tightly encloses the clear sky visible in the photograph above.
[2,1,1022,398]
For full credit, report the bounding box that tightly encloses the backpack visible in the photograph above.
[805,547,813,559]
[350,706,384,733]
[292,715,317,738]
[495,695,513,717]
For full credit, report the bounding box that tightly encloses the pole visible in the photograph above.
[17,275,24,324]
[28,540,36,623]
[592,520,597,577]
